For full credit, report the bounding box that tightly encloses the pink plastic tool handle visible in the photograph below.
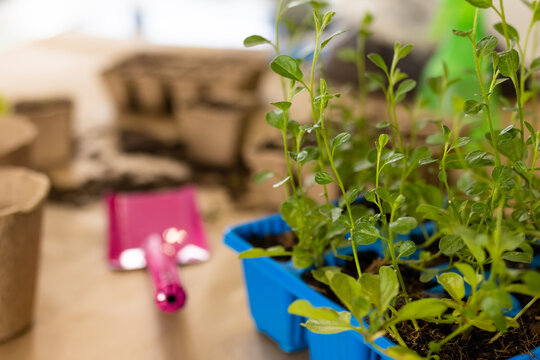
[142,234,186,312]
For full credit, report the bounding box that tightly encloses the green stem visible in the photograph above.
[388,324,408,348]
[440,141,454,212]
[514,296,537,321]
[275,0,288,98]
[530,140,539,203]
[429,322,473,357]
[496,0,532,160]
[374,152,390,260]
[496,0,511,49]
[470,9,501,166]
[512,76,526,159]
[281,110,297,196]
[272,0,296,199]
[356,30,367,126]
[387,206,414,327]
[391,99,405,153]
[489,204,504,285]
[308,25,330,205]
[519,16,535,113]
[490,296,538,343]
[295,134,303,196]
[319,107,361,277]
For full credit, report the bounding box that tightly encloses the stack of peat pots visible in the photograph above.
[102,48,268,169]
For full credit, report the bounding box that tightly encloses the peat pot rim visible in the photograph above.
[0,167,50,217]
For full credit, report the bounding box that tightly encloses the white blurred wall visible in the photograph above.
[0,0,275,51]
[0,0,537,61]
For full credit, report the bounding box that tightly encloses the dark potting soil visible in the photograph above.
[246,231,298,262]
[395,301,540,360]
[48,175,187,206]
[301,250,381,307]
[120,131,187,159]
[14,98,72,115]
[120,129,252,198]
[301,252,434,308]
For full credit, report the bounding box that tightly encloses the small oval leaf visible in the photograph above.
[315,171,334,185]
[244,35,272,48]
[271,55,304,82]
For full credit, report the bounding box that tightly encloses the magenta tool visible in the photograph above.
[106,186,210,312]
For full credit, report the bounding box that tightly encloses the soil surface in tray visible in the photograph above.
[246,231,298,262]
[246,230,540,359]
[301,252,435,308]
[396,300,540,360]
[301,250,380,306]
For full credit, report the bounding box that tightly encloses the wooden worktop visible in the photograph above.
[0,34,308,360]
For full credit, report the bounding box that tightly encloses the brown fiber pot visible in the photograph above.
[0,117,37,167]
[13,98,73,170]
[0,167,50,342]
[179,105,250,168]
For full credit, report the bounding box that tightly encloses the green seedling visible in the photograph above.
[284,0,540,358]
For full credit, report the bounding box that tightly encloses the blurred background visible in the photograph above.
[0,0,536,359]
[0,0,275,50]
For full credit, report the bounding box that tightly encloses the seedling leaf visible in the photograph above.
[303,318,354,334]
[321,30,347,51]
[396,299,448,321]
[395,240,416,257]
[379,266,399,312]
[253,170,274,184]
[315,171,334,185]
[288,299,342,321]
[389,217,417,235]
[368,53,388,75]
[476,36,498,57]
[465,0,492,8]
[437,273,465,300]
[271,101,292,111]
[493,23,519,41]
[464,99,484,115]
[332,132,351,151]
[352,222,380,245]
[266,110,286,130]
[244,35,272,47]
[273,176,290,188]
[498,49,520,78]
[395,79,416,102]
[439,235,464,255]
[239,246,291,258]
[271,55,304,82]
[453,29,472,37]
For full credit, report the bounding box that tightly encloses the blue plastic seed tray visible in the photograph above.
[223,213,540,359]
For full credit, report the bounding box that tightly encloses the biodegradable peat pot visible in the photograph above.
[243,146,288,210]
[0,117,37,167]
[199,86,258,110]
[179,105,250,168]
[0,167,49,341]
[243,146,340,210]
[117,112,181,146]
[132,75,166,114]
[171,80,200,117]
[14,98,73,170]
[103,69,130,111]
